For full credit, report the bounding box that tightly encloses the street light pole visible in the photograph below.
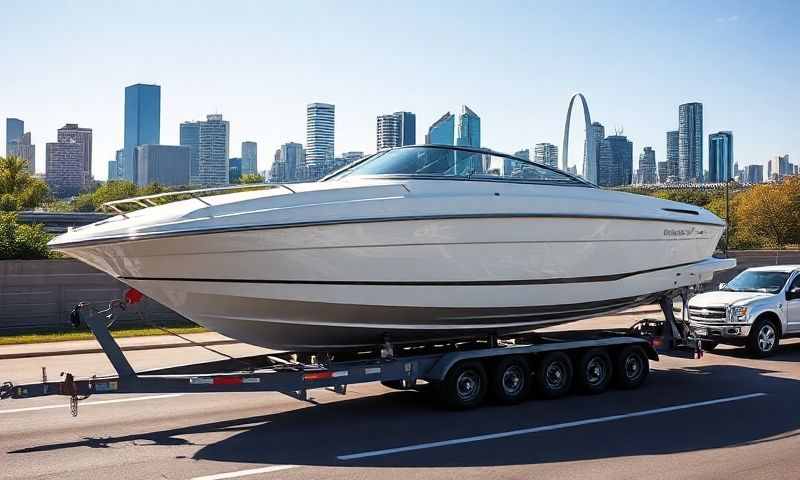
[724,178,730,257]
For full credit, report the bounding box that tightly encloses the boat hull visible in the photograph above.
[59,215,728,350]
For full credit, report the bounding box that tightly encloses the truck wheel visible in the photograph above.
[613,345,649,389]
[535,351,573,399]
[576,348,612,394]
[747,318,780,358]
[491,356,531,404]
[701,340,718,352]
[437,360,487,409]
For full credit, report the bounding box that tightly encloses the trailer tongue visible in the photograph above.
[1,288,705,415]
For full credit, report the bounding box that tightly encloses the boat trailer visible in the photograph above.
[0,288,704,415]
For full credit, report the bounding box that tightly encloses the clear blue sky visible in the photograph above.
[1,0,797,179]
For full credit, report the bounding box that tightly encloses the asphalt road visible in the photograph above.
[3,317,800,480]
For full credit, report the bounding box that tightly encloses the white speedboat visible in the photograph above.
[49,145,733,350]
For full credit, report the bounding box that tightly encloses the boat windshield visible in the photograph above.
[721,271,791,294]
[324,146,590,186]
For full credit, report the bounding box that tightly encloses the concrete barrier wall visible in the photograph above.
[1,251,799,332]
[0,259,186,332]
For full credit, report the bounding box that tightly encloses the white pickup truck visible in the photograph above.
[688,265,800,357]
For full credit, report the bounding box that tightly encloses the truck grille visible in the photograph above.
[688,306,727,323]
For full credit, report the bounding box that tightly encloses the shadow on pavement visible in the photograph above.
[9,363,800,468]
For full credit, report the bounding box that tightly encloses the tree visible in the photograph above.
[0,212,55,259]
[89,180,139,210]
[735,177,800,248]
[0,155,49,210]
[239,173,265,184]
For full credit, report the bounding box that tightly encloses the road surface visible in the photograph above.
[2,316,800,480]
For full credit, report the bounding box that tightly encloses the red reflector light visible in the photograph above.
[125,288,144,304]
[303,371,333,381]
[651,337,664,349]
[213,376,242,385]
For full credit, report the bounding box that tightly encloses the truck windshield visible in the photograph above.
[723,271,791,294]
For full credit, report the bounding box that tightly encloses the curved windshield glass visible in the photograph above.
[325,146,589,186]
[722,271,791,294]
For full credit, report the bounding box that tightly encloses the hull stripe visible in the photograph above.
[119,260,699,286]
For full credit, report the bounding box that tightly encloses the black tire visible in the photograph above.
[613,345,649,389]
[746,318,780,358]
[437,360,488,409]
[576,348,613,394]
[491,356,532,404]
[701,340,719,352]
[534,351,573,399]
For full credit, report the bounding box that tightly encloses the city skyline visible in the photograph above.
[0,1,797,180]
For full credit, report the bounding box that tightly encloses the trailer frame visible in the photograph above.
[0,288,703,414]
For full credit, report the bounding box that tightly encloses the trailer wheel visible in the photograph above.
[614,345,649,389]
[576,348,612,394]
[535,351,573,399]
[491,356,531,404]
[437,360,488,409]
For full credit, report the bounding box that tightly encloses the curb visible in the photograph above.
[0,339,239,360]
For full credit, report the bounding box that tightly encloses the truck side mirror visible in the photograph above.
[788,286,800,300]
[718,282,727,290]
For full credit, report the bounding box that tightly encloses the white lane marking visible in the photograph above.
[191,464,299,480]
[0,393,184,414]
[338,392,767,460]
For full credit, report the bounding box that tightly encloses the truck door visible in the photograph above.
[785,273,800,333]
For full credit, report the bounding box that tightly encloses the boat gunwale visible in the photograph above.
[49,212,725,250]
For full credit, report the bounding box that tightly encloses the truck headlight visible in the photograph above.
[729,306,749,323]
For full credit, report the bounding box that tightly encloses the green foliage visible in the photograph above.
[239,173,265,184]
[0,155,50,211]
[0,194,20,212]
[0,212,55,259]
[91,180,139,207]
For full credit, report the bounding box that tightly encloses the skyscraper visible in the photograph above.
[513,149,530,160]
[638,147,657,184]
[197,114,230,186]
[8,132,36,174]
[657,161,669,183]
[46,124,91,197]
[269,141,305,183]
[743,164,763,184]
[533,143,559,168]
[179,121,202,184]
[135,144,191,187]
[378,111,416,150]
[598,134,633,187]
[6,118,24,161]
[229,158,242,183]
[376,114,400,150]
[108,160,119,181]
[425,112,455,145]
[678,103,703,182]
[123,84,161,183]
[708,131,733,183]
[56,124,93,184]
[583,122,604,183]
[456,105,480,148]
[306,103,335,175]
[241,141,257,176]
[768,154,792,180]
[666,130,679,180]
